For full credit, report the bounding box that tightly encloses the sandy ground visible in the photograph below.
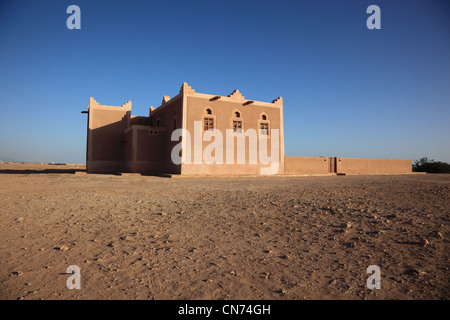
[0,163,448,300]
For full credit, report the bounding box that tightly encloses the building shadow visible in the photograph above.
[0,169,85,174]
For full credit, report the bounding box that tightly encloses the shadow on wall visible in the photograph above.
[89,116,129,162]
[0,169,83,174]
[87,114,130,173]
[87,115,175,174]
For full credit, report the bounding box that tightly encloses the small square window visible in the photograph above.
[233,120,242,133]
[260,122,269,135]
[204,117,214,131]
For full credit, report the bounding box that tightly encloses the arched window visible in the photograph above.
[232,110,243,133]
[203,108,214,131]
[259,113,269,135]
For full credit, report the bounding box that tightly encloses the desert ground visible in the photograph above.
[0,163,448,300]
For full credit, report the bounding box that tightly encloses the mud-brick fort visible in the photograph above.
[83,82,411,175]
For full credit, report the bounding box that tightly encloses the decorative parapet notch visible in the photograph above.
[179,82,196,95]
[228,89,245,100]
[89,97,99,107]
[272,96,283,104]
[162,96,171,104]
[121,100,132,110]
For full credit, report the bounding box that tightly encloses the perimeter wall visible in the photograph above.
[284,156,412,175]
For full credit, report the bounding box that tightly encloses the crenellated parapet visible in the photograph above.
[89,97,99,107]
[179,82,196,95]
[271,96,283,105]
[162,96,171,104]
[121,100,132,110]
[89,97,132,110]
[228,89,245,100]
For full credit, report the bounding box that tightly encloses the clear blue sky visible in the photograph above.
[0,0,449,164]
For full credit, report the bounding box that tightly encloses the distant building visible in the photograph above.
[84,82,411,175]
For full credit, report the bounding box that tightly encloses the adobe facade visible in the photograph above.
[84,82,411,175]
